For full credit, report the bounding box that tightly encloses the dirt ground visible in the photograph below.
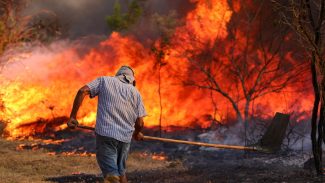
[0,133,322,183]
[0,138,177,183]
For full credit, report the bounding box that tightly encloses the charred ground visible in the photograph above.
[0,128,320,183]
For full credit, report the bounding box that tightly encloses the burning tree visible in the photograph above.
[175,0,305,144]
[0,0,63,136]
[0,0,30,135]
[273,0,325,175]
[151,12,179,136]
[0,0,313,139]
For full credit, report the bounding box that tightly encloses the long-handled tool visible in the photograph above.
[77,125,260,152]
[75,113,289,153]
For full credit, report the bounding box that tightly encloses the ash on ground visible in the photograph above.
[15,126,323,183]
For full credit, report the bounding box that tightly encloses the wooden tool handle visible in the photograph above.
[77,125,95,131]
[143,136,256,151]
[77,125,256,151]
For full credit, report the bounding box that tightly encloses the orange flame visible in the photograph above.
[0,0,313,138]
[140,152,167,161]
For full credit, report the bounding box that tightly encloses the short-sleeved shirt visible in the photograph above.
[86,76,147,143]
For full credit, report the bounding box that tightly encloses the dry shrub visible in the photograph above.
[0,0,63,60]
[0,0,31,56]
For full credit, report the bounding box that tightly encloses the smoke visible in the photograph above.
[196,118,313,152]
[23,0,112,38]
[2,41,76,82]
[24,0,195,39]
[197,122,245,147]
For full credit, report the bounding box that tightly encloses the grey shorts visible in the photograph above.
[96,133,130,177]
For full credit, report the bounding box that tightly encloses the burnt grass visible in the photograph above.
[7,127,324,183]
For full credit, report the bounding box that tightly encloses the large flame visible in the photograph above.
[0,0,313,138]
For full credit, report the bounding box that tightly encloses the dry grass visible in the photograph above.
[0,138,98,183]
[0,138,175,183]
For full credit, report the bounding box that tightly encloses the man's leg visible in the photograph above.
[96,134,120,182]
[117,141,130,183]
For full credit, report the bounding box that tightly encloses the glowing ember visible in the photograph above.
[140,152,167,161]
[16,140,96,157]
[152,153,167,161]
[47,152,56,156]
[16,143,39,151]
[59,152,96,157]
[41,139,67,145]
[47,152,96,157]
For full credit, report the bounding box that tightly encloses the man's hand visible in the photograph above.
[69,85,90,129]
[133,132,144,141]
[67,118,79,129]
[133,117,144,141]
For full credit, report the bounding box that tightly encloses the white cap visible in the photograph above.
[115,66,135,84]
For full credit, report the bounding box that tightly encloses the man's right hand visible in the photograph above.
[133,132,144,141]
[67,118,79,129]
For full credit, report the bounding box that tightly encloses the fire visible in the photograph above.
[0,0,313,138]
[184,0,232,43]
[151,153,167,161]
[140,152,167,161]
[15,138,96,156]
[16,143,39,151]
[53,152,96,157]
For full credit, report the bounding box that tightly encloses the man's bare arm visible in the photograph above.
[133,117,144,140]
[67,85,90,128]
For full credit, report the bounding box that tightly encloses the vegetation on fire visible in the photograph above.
[171,1,307,146]
[273,0,325,175]
[104,0,311,151]
[0,0,311,144]
[150,12,180,137]
[0,0,64,136]
[0,0,323,180]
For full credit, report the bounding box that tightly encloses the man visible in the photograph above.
[67,66,147,183]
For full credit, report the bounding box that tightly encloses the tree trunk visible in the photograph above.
[311,57,321,174]
[158,63,163,137]
[244,99,251,146]
[317,103,324,174]
[318,78,325,174]
[235,108,243,124]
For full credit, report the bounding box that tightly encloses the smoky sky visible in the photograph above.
[24,0,195,39]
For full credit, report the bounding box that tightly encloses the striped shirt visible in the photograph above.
[86,76,147,143]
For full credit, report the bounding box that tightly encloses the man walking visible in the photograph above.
[67,66,147,183]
